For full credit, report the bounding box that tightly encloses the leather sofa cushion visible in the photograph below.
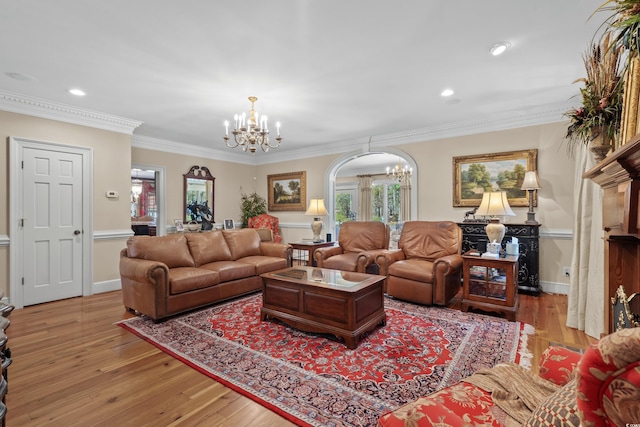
[186,231,232,266]
[223,229,261,260]
[389,258,434,282]
[237,256,288,275]
[168,267,220,294]
[322,253,360,272]
[399,221,459,261]
[201,260,255,282]
[339,221,388,253]
[127,234,195,268]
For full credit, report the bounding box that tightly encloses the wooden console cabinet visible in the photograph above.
[584,135,640,334]
[458,222,540,294]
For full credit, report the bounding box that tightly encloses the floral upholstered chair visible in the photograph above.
[377,327,640,426]
[247,213,282,243]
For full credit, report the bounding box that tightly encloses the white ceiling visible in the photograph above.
[0,1,609,169]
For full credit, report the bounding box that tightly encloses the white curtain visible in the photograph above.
[358,176,374,221]
[400,174,411,222]
[566,143,604,339]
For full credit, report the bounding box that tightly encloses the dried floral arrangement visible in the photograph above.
[563,34,624,151]
[597,0,640,60]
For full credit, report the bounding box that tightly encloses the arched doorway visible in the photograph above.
[323,148,418,239]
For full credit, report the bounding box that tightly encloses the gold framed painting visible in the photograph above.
[452,149,537,207]
[267,171,307,211]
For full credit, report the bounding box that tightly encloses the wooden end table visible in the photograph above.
[260,266,386,348]
[461,251,519,321]
[289,241,334,266]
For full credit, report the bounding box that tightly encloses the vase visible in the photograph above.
[588,126,613,161]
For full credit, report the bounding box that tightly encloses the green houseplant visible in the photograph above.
[240,190,267,228]
[564,34,624,158]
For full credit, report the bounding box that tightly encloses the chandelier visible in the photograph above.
[386,157,412,182]
[223,96,281,153]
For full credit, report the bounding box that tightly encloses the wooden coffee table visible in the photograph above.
[260,266,386,348]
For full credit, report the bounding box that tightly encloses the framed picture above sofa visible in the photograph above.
[452,149,537,207]
[267,171,307,211]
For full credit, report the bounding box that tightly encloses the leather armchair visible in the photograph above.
[376,221,462,305]
[314,221,390,273]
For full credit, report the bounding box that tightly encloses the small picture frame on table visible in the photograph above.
[174,219,184,232]
[224,219,235,230]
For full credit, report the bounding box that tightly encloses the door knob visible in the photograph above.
[74,230,82,235]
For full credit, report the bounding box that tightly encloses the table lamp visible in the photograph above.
[521,170,541,225]
[305,198,328,242]
[475,191,515,246]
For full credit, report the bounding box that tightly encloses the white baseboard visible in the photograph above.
[540,280,569,295]
[92,278,122,294]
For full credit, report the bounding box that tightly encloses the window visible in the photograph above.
[372,180,401,223]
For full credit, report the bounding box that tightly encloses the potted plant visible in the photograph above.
[240,190,267,228]
[564,34,624,160]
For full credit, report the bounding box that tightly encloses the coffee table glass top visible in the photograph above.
[269,266,372,288]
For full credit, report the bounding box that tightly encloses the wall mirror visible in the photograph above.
[183,165,215,230]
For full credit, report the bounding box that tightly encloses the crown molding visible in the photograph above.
[130,101,569,164]
[0,89,142,135]
[254,102,571,165]
[1,88,571,164]
[131,134,257,165]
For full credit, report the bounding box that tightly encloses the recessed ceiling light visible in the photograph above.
[490,42,511,56]
[68,88,86,96]
[441,89,454,97]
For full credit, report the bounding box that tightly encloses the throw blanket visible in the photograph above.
[463,363,559,426]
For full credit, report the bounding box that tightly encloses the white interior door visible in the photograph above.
[22,147,84,305]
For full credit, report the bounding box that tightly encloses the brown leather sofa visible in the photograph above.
[119,228,292,320]
[376,221,462,305]
[313,221,390,273]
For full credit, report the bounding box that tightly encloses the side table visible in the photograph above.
[461,251,519,321]
[289,241,335,266]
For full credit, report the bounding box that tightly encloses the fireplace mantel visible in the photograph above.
[584,134,640,334]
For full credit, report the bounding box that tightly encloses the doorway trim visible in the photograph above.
[324,147,418,235]
[132,163,166,236]
[9,137,94,308]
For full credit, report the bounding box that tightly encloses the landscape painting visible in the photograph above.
[452,149,537,207]
[267,171,307,211]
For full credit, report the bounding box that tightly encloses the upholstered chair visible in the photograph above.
[313,221,390,273]
[248,213,282,243]
[376,221,462,305]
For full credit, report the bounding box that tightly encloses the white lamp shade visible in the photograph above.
[475,191,515,217]
[476,191,515,245]
[521,171,541,190]
[305,199,328,216]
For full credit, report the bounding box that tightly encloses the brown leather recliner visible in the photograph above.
[314,221,390,273]
[376,221,462,305]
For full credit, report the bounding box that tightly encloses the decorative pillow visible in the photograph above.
[538,346,582,386]
[523,378,580,427]
[576,328,640,427]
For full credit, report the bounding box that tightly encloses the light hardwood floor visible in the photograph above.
[6,290,596,426]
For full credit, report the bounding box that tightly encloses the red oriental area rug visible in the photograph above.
[118,294,533,427]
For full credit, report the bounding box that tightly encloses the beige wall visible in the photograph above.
[251,122,575,288]
[0,110,576,301]
[131,147,257,226]
[0,111,132,296]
